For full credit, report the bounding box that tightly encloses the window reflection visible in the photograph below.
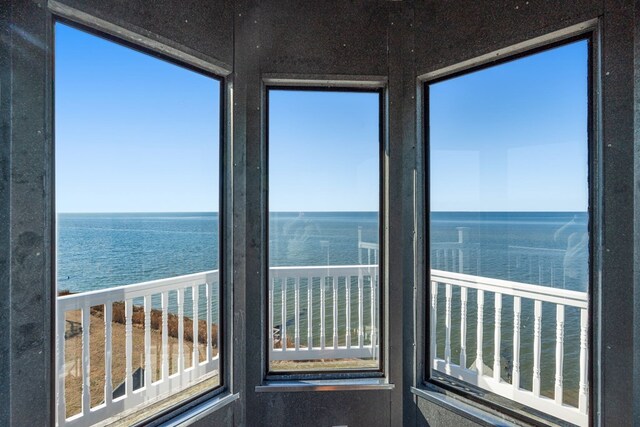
[268,89,381,372]
[429,40,590,425]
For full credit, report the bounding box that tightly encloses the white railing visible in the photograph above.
[431,269,588,426]
[56,271,220,427]
[58,264,588,426]
[269,265,378,361]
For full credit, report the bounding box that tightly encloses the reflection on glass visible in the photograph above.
[55,23,221,425]
[268,89,380,372]
[429,40,589,425]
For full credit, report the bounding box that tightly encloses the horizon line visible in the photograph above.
[57,210,589,214]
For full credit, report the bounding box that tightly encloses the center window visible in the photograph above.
[267,88,382,373]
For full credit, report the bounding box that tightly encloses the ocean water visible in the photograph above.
[57,211,588,403]
[57,211,587,292]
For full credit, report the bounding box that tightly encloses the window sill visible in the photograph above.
[256,379,394,393]
[411,386,518,427]
[159,393,239,427]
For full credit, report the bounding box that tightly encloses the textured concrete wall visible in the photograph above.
[54,0,234,67]
[233,1,399,426]
[2,0,639,426]
[0,1,233,425]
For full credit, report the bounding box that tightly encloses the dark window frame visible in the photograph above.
[52,17,230,426]
[421,33,597,426]
[264,85,387,381]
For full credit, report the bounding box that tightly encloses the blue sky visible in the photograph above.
[55,23,220,213]
[269,90,380,212]
[56,23,587,214]
[430,39,589,212]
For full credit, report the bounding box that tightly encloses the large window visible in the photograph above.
[427,39,590,425]
[55,23,222,426]
[267,88,382,373]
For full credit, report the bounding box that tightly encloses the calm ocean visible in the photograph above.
[57,211,588,292]
[57,211,587,402]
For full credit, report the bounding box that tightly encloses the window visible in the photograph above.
[427,39,590,425]
[55,23,223,425]
[267,87,382,374]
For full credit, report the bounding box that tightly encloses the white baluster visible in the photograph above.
[82,307,91,414]
[125,300,133,397]
[320,277,326,350]
[281,279,287,351]
[307,277,313,350]
[346,276,351,349]
[493,293,502,382]
[430,282,438,361]
[206,283,212,361]
[144,296,152,388]
[104,304,113,406]
[555,305,565,405]
[161,292,169,380]
[533,300,542,396]
[579,308,588,413]
[512,296,521,389]
[333,276,338,349]
[268,279,273,353]
[192,285,199,367]
[178,288,185,373]
[460,287,468,368]
[58,308,66,427]
[294,277,300,350]
[370,274,376,352]
[444,284,452,372]
[358,273,364,348]
[476,290,484,374]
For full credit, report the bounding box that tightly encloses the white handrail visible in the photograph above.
[431,269,587,308]
[57,270,220,427]
[430,269,589,426]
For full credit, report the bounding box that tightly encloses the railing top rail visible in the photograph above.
[358,242,379,249]
[431,269,588,308]
[507,245,566,254]
[58,269,219,310]
[269,265,378,278]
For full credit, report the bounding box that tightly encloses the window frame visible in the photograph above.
[263,83,387,381]
[51,15,233,426]
[418,29,599,426]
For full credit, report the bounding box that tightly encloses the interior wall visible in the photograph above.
[412,1,639,426]
[0,1,234,425]
[232,1,404,425]
[52,0,234,67]
[2,1,639,426]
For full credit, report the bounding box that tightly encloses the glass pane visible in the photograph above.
[55,23,221,425]
[429,40,589,425]
[268,89,380,372]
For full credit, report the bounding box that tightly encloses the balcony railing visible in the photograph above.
[269,265,378,361]
[431,269,588,426]
[56,271,220,427]
[57,263,588,426]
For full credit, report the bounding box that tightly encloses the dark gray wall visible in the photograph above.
[1,0,639,426]
[0,0,11,423]
[233,1,402,426]
[54,0,234,67]
[413,1,640,426]
[0,1,234,426]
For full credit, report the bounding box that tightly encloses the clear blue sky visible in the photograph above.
[55,23,220,213]
[430,39,588,212]
[269,90,380,212]
[56,23,587,214]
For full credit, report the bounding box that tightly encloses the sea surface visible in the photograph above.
[57,211,588,292]
[57,211,588,404]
